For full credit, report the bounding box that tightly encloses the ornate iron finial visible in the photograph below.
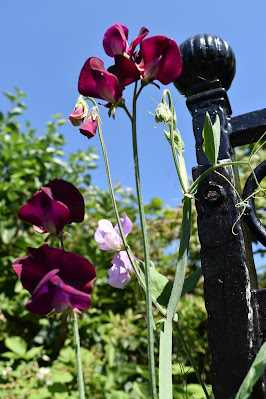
[174,34,236,97]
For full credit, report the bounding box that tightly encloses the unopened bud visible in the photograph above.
[155,102,172,124]
[68,96,89,126]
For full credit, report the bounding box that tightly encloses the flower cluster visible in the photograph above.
[94,213,134,289]
[13,179,96,315]
[78,22,182,107]
[69,22,182,137]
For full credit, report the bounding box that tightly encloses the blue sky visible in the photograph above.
[1,0,265,210]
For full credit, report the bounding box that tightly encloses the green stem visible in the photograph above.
[131,82,157,399]
[173,322,211,399]
[72,311,85,399]
[97,115,148,291]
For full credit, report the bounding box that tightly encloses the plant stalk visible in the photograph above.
[72,311,85,399]
[131,83,157,399]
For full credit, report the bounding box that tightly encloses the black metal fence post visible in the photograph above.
[174,34,266,398]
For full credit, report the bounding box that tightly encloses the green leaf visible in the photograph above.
[181,268,202,297]
[139,266,172,307]
[3,91,16,102]
[140,266,202,310]
[1,225,17,244]
[26,346,43,360]
[51,368,73,383]
[235,342,266,399]
[5,336,27,356]
[202,112,221,165]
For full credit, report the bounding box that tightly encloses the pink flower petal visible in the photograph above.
[79,117,98,139]
[108,251,134,289]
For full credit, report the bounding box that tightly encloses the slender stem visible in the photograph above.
[173,322,211,399]
[72,311,85,399]
[131,82,157,398]
[122,104,133,122]
[88,99,167,314]
[96,114,146,290]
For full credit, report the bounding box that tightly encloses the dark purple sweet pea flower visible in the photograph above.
[135,36,182,85]
[108,251,134,289]
[78,57,123,105]
[12,244,96,315]
[79,107,98,139]
[103,22,149,58]
[18,179,85,235]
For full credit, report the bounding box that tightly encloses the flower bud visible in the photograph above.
[68,96,89,126]
[155,102,172,124]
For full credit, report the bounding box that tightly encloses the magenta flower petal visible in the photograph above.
[103,22,129,57]
[13,244,96,315]
[18,188,70,235]
[78,57,122,104]
[108,55,140,87]
[108,251,134,289]
[26,274,91,315]
[128,26,149,56]
[137,36,182,84]
[68,102,88,126]
[78,57,101,98]
[45,179,85,224]
[18,179,84,235]
[79,116,98,139]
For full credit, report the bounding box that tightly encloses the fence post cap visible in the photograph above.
[174,33,236,97]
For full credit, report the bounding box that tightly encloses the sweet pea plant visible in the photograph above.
[13,22,265,399]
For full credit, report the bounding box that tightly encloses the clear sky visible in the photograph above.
[1,0,266,209]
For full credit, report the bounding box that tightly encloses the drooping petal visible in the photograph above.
[128,26,149,56]
[45,179,85,225]
[78,57,122,104]
[79,117,98,139]
[103,22,129,57]
[78,57,101,98]
[90,58,122,103]
[108,251,134,289]
[137,36,182,84]
[68,104,88,126]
